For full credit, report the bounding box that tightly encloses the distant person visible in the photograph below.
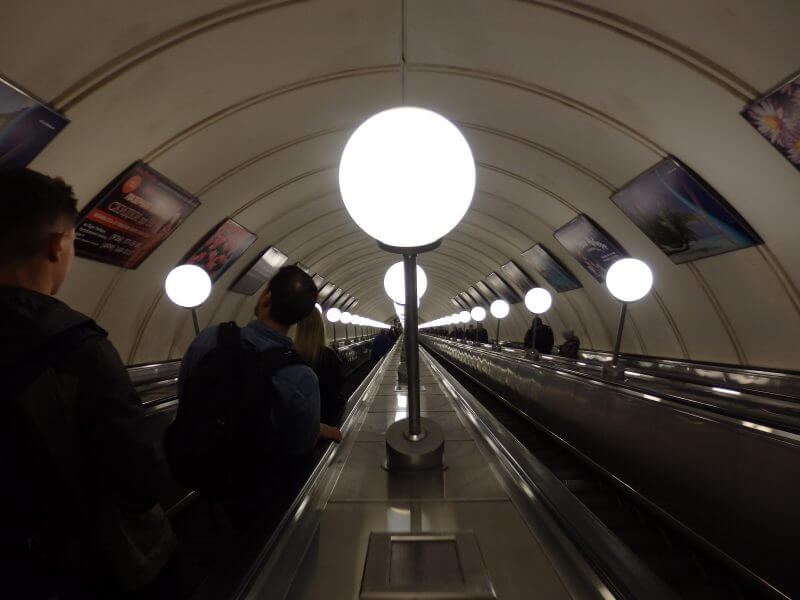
[558,330,580,359]
[476,323,489,343]
[524,316,554,354]
[293,309,345,426]
[167,266,341,528]
[466,324,476,341]
[370,328,395,364]
[0,168,174,599]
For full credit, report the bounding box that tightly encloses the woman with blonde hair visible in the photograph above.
[292,308,345,425]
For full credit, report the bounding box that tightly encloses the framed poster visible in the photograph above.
[500,261,536,297]
[312,273,325,289]
[342,297,357,312]
[317,282,336,304]
[184,219,256,282]
[295,262,310,273]
[474,280,498,302]
[229,245,288,295]
[452,297,468,311]
[554,215,627,283]
[742,73,800,172]
[75,161,199,268]
[520,244,581,292]
[334,292,351,309]
[466,286,486,307]
[0,76,68,169]
[347,298,359,312]
[486,272,522,303]
[612,156,761,264]
[325,287,344,308]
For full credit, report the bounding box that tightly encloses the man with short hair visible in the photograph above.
[177,265,340,524]
[0,168,171,598]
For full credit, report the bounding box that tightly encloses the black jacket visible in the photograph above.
[315,345,345,425]
[0,286,165,594]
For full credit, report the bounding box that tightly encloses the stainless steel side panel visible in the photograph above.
[422,336,800,599]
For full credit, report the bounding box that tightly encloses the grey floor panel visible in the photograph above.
[331,441,507,501]
[358,411,472,442]
[286,501,571,600]
[369,393,453,412]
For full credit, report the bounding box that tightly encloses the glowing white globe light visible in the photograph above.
[340,311,352,324]
[326,307,341,323]
[450,313,460,324]
[470,306,486,322]
[524,288,552,314]
[490,299,510,319]
[165,265,212,308]
[606,258,653,302]
[315,303,323,314]
[351,315,361,325]
[383,261,427,304]
[459,310,471,324]
[339,107,476,248]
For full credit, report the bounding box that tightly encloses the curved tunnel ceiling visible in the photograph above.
[3,0,800,368]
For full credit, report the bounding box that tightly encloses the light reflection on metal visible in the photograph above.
[712,386,742,396]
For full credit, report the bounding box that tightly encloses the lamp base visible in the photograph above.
[525,349,540,360]
[386,417,445,472]
[602,363,626,381]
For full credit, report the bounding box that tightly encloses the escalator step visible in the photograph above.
[641,553,705,585]
[614,527,670,554]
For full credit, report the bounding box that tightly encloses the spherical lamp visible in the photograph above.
[524,288,552,314]
[340,311,352,324]
[459,310,471,324]
[165,265,211,309]
[339,107,475,248]
[490,299,510,319]
[605,258,653,302]
[326,307,341,323]
[470,306,487,322]
[384,261,427,304]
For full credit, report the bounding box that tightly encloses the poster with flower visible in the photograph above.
[743,74,800,171]
[184,219,256,282]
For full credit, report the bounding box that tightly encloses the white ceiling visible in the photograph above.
[3,0,800,368]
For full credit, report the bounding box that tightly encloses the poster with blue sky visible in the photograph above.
[0,77,68,169]
[611,157,761,264]
[743,72,800,172]
[554,215,627,283]
[520,244,581,292]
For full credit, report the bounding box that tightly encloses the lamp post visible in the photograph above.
[490,299,510,350]
[470,306,487,345]
[603,258,653,380]
[165,264,212,335]
[326,307,341,344]
[341,311,352,342]
[339,106,475,471]
[524,287,553,359]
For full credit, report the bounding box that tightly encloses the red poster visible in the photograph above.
[75,161,199,268]
[184,219,257,282]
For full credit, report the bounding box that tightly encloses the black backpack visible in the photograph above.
[164,322,304,496]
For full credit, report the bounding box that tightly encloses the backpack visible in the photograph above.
[538,324,554,354]
[164,322,305,496]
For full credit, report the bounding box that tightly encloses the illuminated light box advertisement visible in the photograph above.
[486,272,522,303]
[75,161,199,268]
[343,297,358,312]
[554,215,627,283]
[230,245,288,295]
[185,219,256,282]
[459,292,475,309]
[326,287,344,308]
[0,77,68,169]
[520,244,581,292]
[500,261,537,297]
[742,73,800,173]
[474,280,498,302]
[317,282,336,304]
[312,273,325,289]
[452,297,468,311]
[612,156,762,264]
[334,292,352,309]
[467,286,486,306]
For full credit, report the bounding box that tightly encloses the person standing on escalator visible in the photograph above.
[292,308,346,426]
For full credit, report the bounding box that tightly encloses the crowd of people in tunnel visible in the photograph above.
[0,168,396,599]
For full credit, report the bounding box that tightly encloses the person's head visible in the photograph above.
[469,324,474,329]
[255,265,317,332]
[0,168,79,295]
[291,308,328,367]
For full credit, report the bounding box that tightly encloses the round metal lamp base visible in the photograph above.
[386,417,445,472]
[602,363,626,381]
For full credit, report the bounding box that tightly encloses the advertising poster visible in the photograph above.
[486,272,522,303]
[554,215,627,283]
[75,162,199,268]
[474,281,498,303]
[185,219,256,282]
[230,245,288,295]
[312,274,325,289]
[742,73,800,172]
[0,77,68,169]
[612,157,761,264]
[452,297,467,311]
[520,244,581,292]
[334,292,352,309]
[317,282,336,304]
[459,292,475,309]
[326,287,344,308]
[467,286,486,307]
[346,298,359,312]
[500,261,537,297]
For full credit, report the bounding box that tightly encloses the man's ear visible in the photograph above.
[47,232,68,262]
